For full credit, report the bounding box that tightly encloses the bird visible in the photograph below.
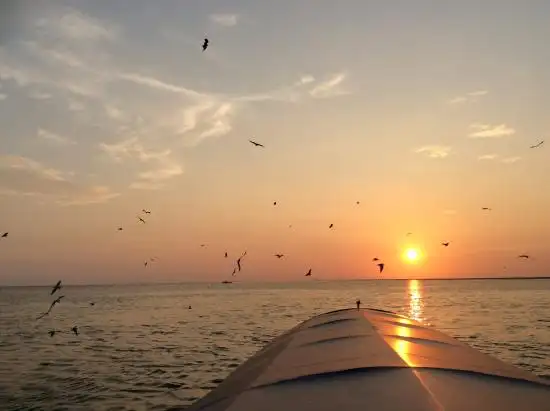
[518,254,530,259]
[37,295,65,319]
[117,227,123,231]
[236,251,247,272]
[530,140,544,149]
[305,268,312,277]
[200,244,206,248]
[224,252,228,258]
[372,257,379,262]
[137,216,146,224]
[441,242,450,247]
[202,38,209,52]
[144,261,148,267]
[356,201,360,205]
[329,224,334,229]
[377,263,385,273]
[71,326,79,336]
[89,302,95,306]
[275,254,284,258]
[51,280,62,295]
[231,267,237,276]
[249,140,264,147]
[406,232,412,236]
[142,209,151,214]
[273,201,277,206]
[481,207,492,211]
[48,330,56,337]
[1,232,7,238]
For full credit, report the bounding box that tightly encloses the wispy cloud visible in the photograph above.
[37,128,75,145]
[209,13,238,27]
[36,8,118,43]
[414,145,452,158]
[29,90,51,100]
[309,72,349,98]
[501,156,521,164]
[478,154,498,160]
[468,123,516,138]
[448,90,488,105]
[0,155,118,205]
[99,138,184,189]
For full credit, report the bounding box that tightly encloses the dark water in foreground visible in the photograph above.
[0,279,549,410]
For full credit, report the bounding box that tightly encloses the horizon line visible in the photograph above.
[1,276,549,288]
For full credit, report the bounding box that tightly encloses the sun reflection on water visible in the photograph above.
[408,279,424,322]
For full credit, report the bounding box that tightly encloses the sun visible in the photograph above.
[403,247,422,264]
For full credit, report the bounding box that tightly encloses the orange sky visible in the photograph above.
[1,2,550,285]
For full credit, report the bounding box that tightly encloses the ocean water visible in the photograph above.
[0,279,549,410]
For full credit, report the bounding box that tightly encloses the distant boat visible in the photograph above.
[221,280,233,284]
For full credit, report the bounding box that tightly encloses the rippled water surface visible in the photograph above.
[0,279,549,410]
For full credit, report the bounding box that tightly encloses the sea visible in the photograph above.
[0,279,549,410]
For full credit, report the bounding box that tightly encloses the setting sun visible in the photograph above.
[403,248,423,264]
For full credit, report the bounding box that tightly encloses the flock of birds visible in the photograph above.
[1,36,547,338]
[35,280,84,338]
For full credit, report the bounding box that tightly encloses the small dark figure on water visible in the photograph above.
[356,299,361,310]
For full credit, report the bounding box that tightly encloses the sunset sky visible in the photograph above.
[1,1,549,285]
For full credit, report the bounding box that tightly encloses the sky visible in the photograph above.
[1,1,549,285]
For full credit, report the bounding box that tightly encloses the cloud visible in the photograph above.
[36,8,118,43]
[0,93,6,100]
[448,90,488,105]
[309,72,349,98]
[414,145,452,158]
[468,123,516,138]
[501,156,521,164]
[99,138,184,189]
[37,128,75,145]
[129,163,184,190]
[298,75,315,85]
[478,154,498,160]
[209,13,238,27]
[0,155,118,205]
[29,90,51,100]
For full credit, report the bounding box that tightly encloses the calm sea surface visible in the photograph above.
[0,279,549,410]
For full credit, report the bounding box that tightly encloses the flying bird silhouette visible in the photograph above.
[117,227,123,231]
[441,242,450,247]
[377,263,384,273]
[249,140,264,147]
[273,201,277,206]
[51,280,62,295]
[37,295,65,319]
[305,268,312,277]
[142,209,151,214]
[202,38,209,51]
[225,252,228,258]
[518,254,530,259]
[481,207,492,211]
[200,244,206,247]
[137,217,146,224]
[1,232,7,238]
[329,224,334,229]
[356,201,360,205]
[236,251,247,272]
[274,254,284,259]
[144,261,148,267]
[530,140,544,149]
[71,326,79,336]
[372,257,379,262]
[231,267,237,276]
